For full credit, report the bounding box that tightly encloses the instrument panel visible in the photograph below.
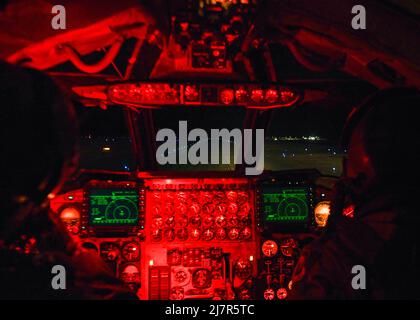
[50,172,331,300]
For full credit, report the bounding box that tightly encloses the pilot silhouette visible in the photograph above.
[0,61,137,299]
[289,87,420,299]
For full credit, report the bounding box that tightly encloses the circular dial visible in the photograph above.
[100,243,120,261]
[277,288,288,300]
[173,267,190,286]
[264,288,275,300]
[262,240,278,257]
[192,268,212,288]
[59,207,81,234]
[122,242,140,261]
[120,264,140,284]
[202,229,214,241]
[228,228,239,240]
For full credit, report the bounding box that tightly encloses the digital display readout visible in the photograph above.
[89,189,139,226]
[262,188,309,223]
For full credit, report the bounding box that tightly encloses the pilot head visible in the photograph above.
[0,61,79,235]
[341,87,420,198]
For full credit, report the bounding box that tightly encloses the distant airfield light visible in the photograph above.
[102,146,111,152]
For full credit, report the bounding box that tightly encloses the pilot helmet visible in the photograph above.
[0,62,79,218]
[341,86,420,194]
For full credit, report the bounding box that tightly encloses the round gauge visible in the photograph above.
[264,288,275,300]
[200,191,213,204]
[165,191,175,202]
[228,228,240,240]
[280,238,298,257]
[170,287,184,300]
[188,203,201,215]
[227,202,238,215]
[189,228,201,240]
[164,204,174,215]
[59,207,81,234]
[203,214,214,228]
[164,228,176,241]
[176,228,188,241]
[238,202,250,216]
[152,191,161,202]
[213,192,226,203]
[192,268,212,288]
[175,203,187,215]
[173,267,190,286]
[234,258,252,280]
[215,215,227,228]
[262,240,278,257]
[237,191,249,204]
[240,214,252,226]
[177,191,188,203]
[120,264,140,284]
[165,216,175,227]
[202,229,214,241]
[152,205,161,216]
[214,203,227,215]
[175,214,189,228]
[122,242,140,261]
[202,203,215,215]
[100,242,120,261]
[314,201,331,227]
[227,215,239,227]
[152,215,163,228]
[151,229,162,242]
[189,215,201,227]
[277,288,288,300]
[226,191,238,202]
[240,226,252,240]
[215,228,227,240]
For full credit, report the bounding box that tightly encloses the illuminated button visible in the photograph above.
[219,88,235,105]
[215,228,227,240]
[262,240,278,257]
[277,288,288,300]
[202,229,214,241]
[251,89,264,103]
[184,85,199,101]
[228,228,239,240]
[164,228,176,241]
[264,289,275,300]
[235,88,247,103]
[189,228,201,240]
[265,89,279,103]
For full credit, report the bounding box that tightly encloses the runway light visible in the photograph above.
[102,146,111,152]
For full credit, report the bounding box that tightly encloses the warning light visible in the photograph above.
[265,89,279,103]
[184,85,199,102]
[149,259,154,266]
[219,88,235,105]
[251,89,264,103]
[314,201,331,227]
[235,88,247,102]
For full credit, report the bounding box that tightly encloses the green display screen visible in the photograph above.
[262,187,309,223]
[89,189,139,226]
